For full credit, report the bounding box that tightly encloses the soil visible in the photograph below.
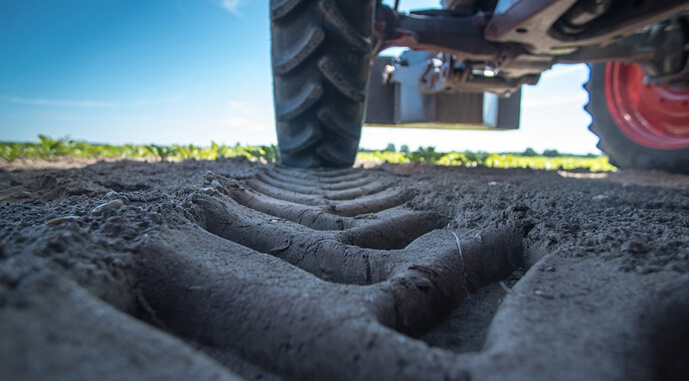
[1,157,688,381]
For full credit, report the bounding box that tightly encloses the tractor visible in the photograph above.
[270,0,689,172]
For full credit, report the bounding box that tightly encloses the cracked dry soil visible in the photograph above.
[1,158,688,381]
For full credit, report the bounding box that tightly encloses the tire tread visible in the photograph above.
[585,64,689,173]
[271,0,374,168]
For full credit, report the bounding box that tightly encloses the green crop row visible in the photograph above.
[0,136,616,171]
[0,135,280,163]
[356,151,615,171]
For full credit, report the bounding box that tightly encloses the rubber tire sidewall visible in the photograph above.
[270,0,375,168]
[586,64,689,173]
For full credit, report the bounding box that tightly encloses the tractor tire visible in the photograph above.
[585,63,689,173]
[270,0,376,168]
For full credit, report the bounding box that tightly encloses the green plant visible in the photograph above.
[174,144,202,160]
[35,135,70,159]
[484,153,503,167]
[408,146,443,163]
[437,152,469,166]
[0,143,25,162]
[146,144,177,162]
[0,136,617,172]
[356,151,409,164]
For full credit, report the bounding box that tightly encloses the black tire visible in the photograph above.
[585,64,689,173]
[270,0,376,168]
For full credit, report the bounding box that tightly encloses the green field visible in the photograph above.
[0,136,616,172]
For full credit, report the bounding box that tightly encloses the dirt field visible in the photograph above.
[1,158,688,381]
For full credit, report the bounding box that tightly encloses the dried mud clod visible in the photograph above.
[2,160,689,381]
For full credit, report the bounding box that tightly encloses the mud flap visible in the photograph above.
[364,53,521,130]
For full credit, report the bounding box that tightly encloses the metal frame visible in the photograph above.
[374,0,689,95]
[365,52,521,129]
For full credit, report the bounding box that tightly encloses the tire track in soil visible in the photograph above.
[3,161,689,381]
[137,166,524,380]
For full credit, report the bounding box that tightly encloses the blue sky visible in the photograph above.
[0,0,599,154]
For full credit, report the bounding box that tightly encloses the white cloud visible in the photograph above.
[218,0,243,15]
[2,96,178,108]
[3,97,117,108]
[227,100,255,112]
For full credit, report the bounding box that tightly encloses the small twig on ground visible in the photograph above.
[499,281,514,295]
[451,232,470,298]
[136,289,172,332]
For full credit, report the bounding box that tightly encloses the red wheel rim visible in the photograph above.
[604,62,689,150]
